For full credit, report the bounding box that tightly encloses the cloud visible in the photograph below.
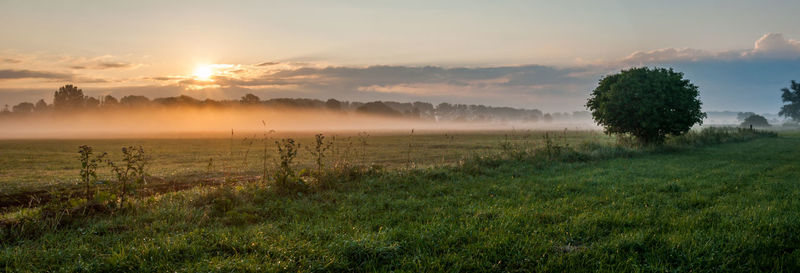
[96,62,135,69]
[623,48,714,64]
[2,58,22,64]
[743,33,800,59]
[256,61,280,66]
[623,33,800,64]
[0,69,72,80]
[69,60,137,70]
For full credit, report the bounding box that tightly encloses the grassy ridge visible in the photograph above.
[1,130,797,272]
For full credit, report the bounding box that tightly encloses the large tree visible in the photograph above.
[779,80,800,121]
[53,84,87,111]
[741,114,770,127]
[586,67,706,144]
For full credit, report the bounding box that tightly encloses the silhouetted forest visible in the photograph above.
[0,85,592,123]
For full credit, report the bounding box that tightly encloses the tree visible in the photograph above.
[34,99,49,112]
[356,101,403,117]
[12,102,34,114]
[120,95,150,107]
[102,95,119,108]
[240,93,261,105]
[779,80,800,121]
[325,99,342,111]
[53,84,86,111]
[85,97,100,109]
[586,67,706,144]
[741,114,770,127]
[737,112,756,121]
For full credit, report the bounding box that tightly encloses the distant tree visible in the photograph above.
[779,80,800,121]
[119,95,150,107]
[356,101,403,117]
[154,95,201,106]
[741,114,770,127]
[202,98,222,107]
[737,112,756,121]
[53,84,87,111]
[34,99,49,112]
[543,113,553,123]
[102,95,119,108]
[325,99,342,111]
[586,67,705,144]
[12,102,34,114]
[404,107,421,119]
[240,93,261,104]
[1,104,9,114]
[85,97,100,109]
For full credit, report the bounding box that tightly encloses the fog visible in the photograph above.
[0,108,600,139]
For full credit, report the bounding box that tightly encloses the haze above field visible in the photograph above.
[2,1,800,113]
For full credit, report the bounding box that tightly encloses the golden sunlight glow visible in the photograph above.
[193,64,215,81]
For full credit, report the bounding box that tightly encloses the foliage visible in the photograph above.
[11,102,34,114]
[736,111,756,121]
[78,145,106,198]
[667,127,776,147]
[240,93,260,104]
[586,67,706,144]
[779,80,800,121]
[740,114,770,127]
[106,146,148,208]
[306,134,332,179]
[53,84,87,111]
[273,138,308,194]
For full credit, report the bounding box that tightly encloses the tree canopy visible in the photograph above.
[741,114,770,127]
[53,85,87,111]
[586,67,706,144]
[779,80,800,121]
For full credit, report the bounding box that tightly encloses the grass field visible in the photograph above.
[0,130,612,195]
[1,130,797,272]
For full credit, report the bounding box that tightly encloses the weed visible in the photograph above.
[78,145,106,198]
[273,138,308,194]
[106,146,148,208]
[307,134,332,179]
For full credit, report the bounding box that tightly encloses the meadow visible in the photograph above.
[0,129,611,196]
[1,128,797,272]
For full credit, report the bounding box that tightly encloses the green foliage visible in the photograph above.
[273,138,309,195]
[779,80,800,121]
[586,67,706,144]
[667,127,777,147]
[306,134,332,178]
[106,146,148,208]
[740,114,771,127]
[78,145,106,198]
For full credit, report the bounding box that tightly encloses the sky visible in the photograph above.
[1,0,800,113]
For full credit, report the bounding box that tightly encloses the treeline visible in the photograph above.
[0,85,591,123]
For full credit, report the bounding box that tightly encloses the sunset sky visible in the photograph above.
[2,0,800,113]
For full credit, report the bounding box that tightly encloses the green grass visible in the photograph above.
[1,130,797,272]
[0,130,612,195]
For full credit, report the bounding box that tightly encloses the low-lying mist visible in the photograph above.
[0,108,599,139]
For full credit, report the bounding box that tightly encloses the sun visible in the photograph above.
[193,64,215,81]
